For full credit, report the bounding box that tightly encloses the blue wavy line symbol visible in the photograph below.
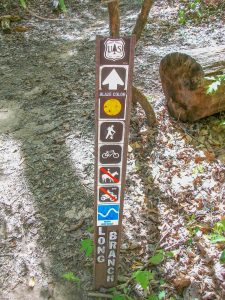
[97,204,119,221]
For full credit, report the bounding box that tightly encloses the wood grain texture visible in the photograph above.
[159,47,225,122]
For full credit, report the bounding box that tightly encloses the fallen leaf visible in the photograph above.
[193,176,202,186]
[128,145,133,153]
[173,275,191,292]
[194,155,205,163]
[12,26,33,32]
[28,277,35,288]
[131,261,143,269]
[204,150,215,162]
[131,141,142,149]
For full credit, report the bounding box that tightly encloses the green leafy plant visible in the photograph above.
[148,294,158,300]
[192,164,204,175]
[205,220,225,263]
[19,0,27,9]
[177,0,206,25]
[131,250,174,294]
[148,290,167,300]
[207,234,225,244]
[59,0,67,12]
[205,75,225,95]
[188,0,202,17]
[86,226,94,233]
[178,9,186,25]
[220,249,225,263]
[132,270,154,290]
[149,249,174,265]
[109,250,174,299]
[80,238,94,257]
[149,252,164,265]
[207,220,225,243]
[62,272,80,284]
[158,290,166,300]
[213,220,225,234]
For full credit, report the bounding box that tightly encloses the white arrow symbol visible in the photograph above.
[102,69,124,90]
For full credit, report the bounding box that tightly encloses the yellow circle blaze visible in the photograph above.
[103,99,122,116]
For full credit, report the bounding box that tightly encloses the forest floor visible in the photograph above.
[0,1,225,299]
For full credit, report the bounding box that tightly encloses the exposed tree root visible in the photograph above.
[132,86,157,127]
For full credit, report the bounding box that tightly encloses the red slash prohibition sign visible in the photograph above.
[100,167,119,183]
[99,187,118,202]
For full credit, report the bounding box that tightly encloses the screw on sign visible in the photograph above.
[94,36,135,289]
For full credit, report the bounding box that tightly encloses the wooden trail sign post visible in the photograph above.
[94,36,135,289]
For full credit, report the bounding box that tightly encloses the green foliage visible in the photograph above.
[62,272,80,283]
[165,251,174,258]
[19,0,27,9]
[177,0,225,25]
[207,220,225,243]
[192,164,204,175]
[149,249,174,265]
[86,225,94,233]
[207,234,225,244]
[220,250,225,263]
[205,75,225,95]
[59,0,67,12]
[205,220,225,263]
[148,294,158,300]
[80,238,94,257]
[178,9,186,25]
[188,0,202,16]
[149,252,164,265]
[148,291,166,300]
[109,249,174,298]
[158,291,166,300]
[132,270,154,290]
[178,0,202,25]
[213,220,225,234]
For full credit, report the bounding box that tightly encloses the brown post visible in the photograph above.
[94,36,135,289]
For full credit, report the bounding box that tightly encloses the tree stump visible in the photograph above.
[159,46,225,122]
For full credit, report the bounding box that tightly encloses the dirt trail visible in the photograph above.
[0,1,225,299]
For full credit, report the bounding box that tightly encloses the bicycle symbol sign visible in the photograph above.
[99,145,122,164]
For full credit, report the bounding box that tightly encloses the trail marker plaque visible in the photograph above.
[94,36,135,289]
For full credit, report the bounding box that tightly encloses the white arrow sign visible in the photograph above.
[102,69,124,90]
